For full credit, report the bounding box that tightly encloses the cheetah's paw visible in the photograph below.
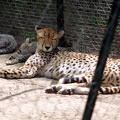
[57,87,74,95]
[45,85,75,95]
[45,85,62,93]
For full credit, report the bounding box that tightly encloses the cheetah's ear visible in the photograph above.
[25,38,30,43]
[35,25,42,31]
[57,30,64,39]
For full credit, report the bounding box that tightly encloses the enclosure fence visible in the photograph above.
[0,0,120,58]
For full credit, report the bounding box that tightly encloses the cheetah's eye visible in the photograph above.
[39,36,45,39]
[52,38,57,41]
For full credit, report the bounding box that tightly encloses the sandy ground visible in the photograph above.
[0,54,120,120]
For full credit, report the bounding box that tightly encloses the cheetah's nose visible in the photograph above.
[45,46,50,50]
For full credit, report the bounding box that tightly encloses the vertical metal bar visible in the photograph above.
[57,0,65,47]
[57,0,64,31]
[82,1,120,120]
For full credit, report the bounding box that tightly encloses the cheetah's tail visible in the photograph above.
[99,83,120,94]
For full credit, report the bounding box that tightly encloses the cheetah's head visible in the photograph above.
[35,25,64,52]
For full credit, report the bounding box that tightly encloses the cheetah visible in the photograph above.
[6,38,37,65]
[0,25,120,95]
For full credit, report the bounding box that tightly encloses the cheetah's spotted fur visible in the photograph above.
[0,26,120,95]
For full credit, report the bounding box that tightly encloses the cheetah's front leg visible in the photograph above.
[45,73,93,95]
[6,53,29,65]
[0,54,45,79]
[45,83,90,95]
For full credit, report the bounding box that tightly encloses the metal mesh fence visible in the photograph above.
[0,0,120,58]
[64,0,120,57]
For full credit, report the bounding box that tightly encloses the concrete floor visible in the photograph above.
[0,54,120,120]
